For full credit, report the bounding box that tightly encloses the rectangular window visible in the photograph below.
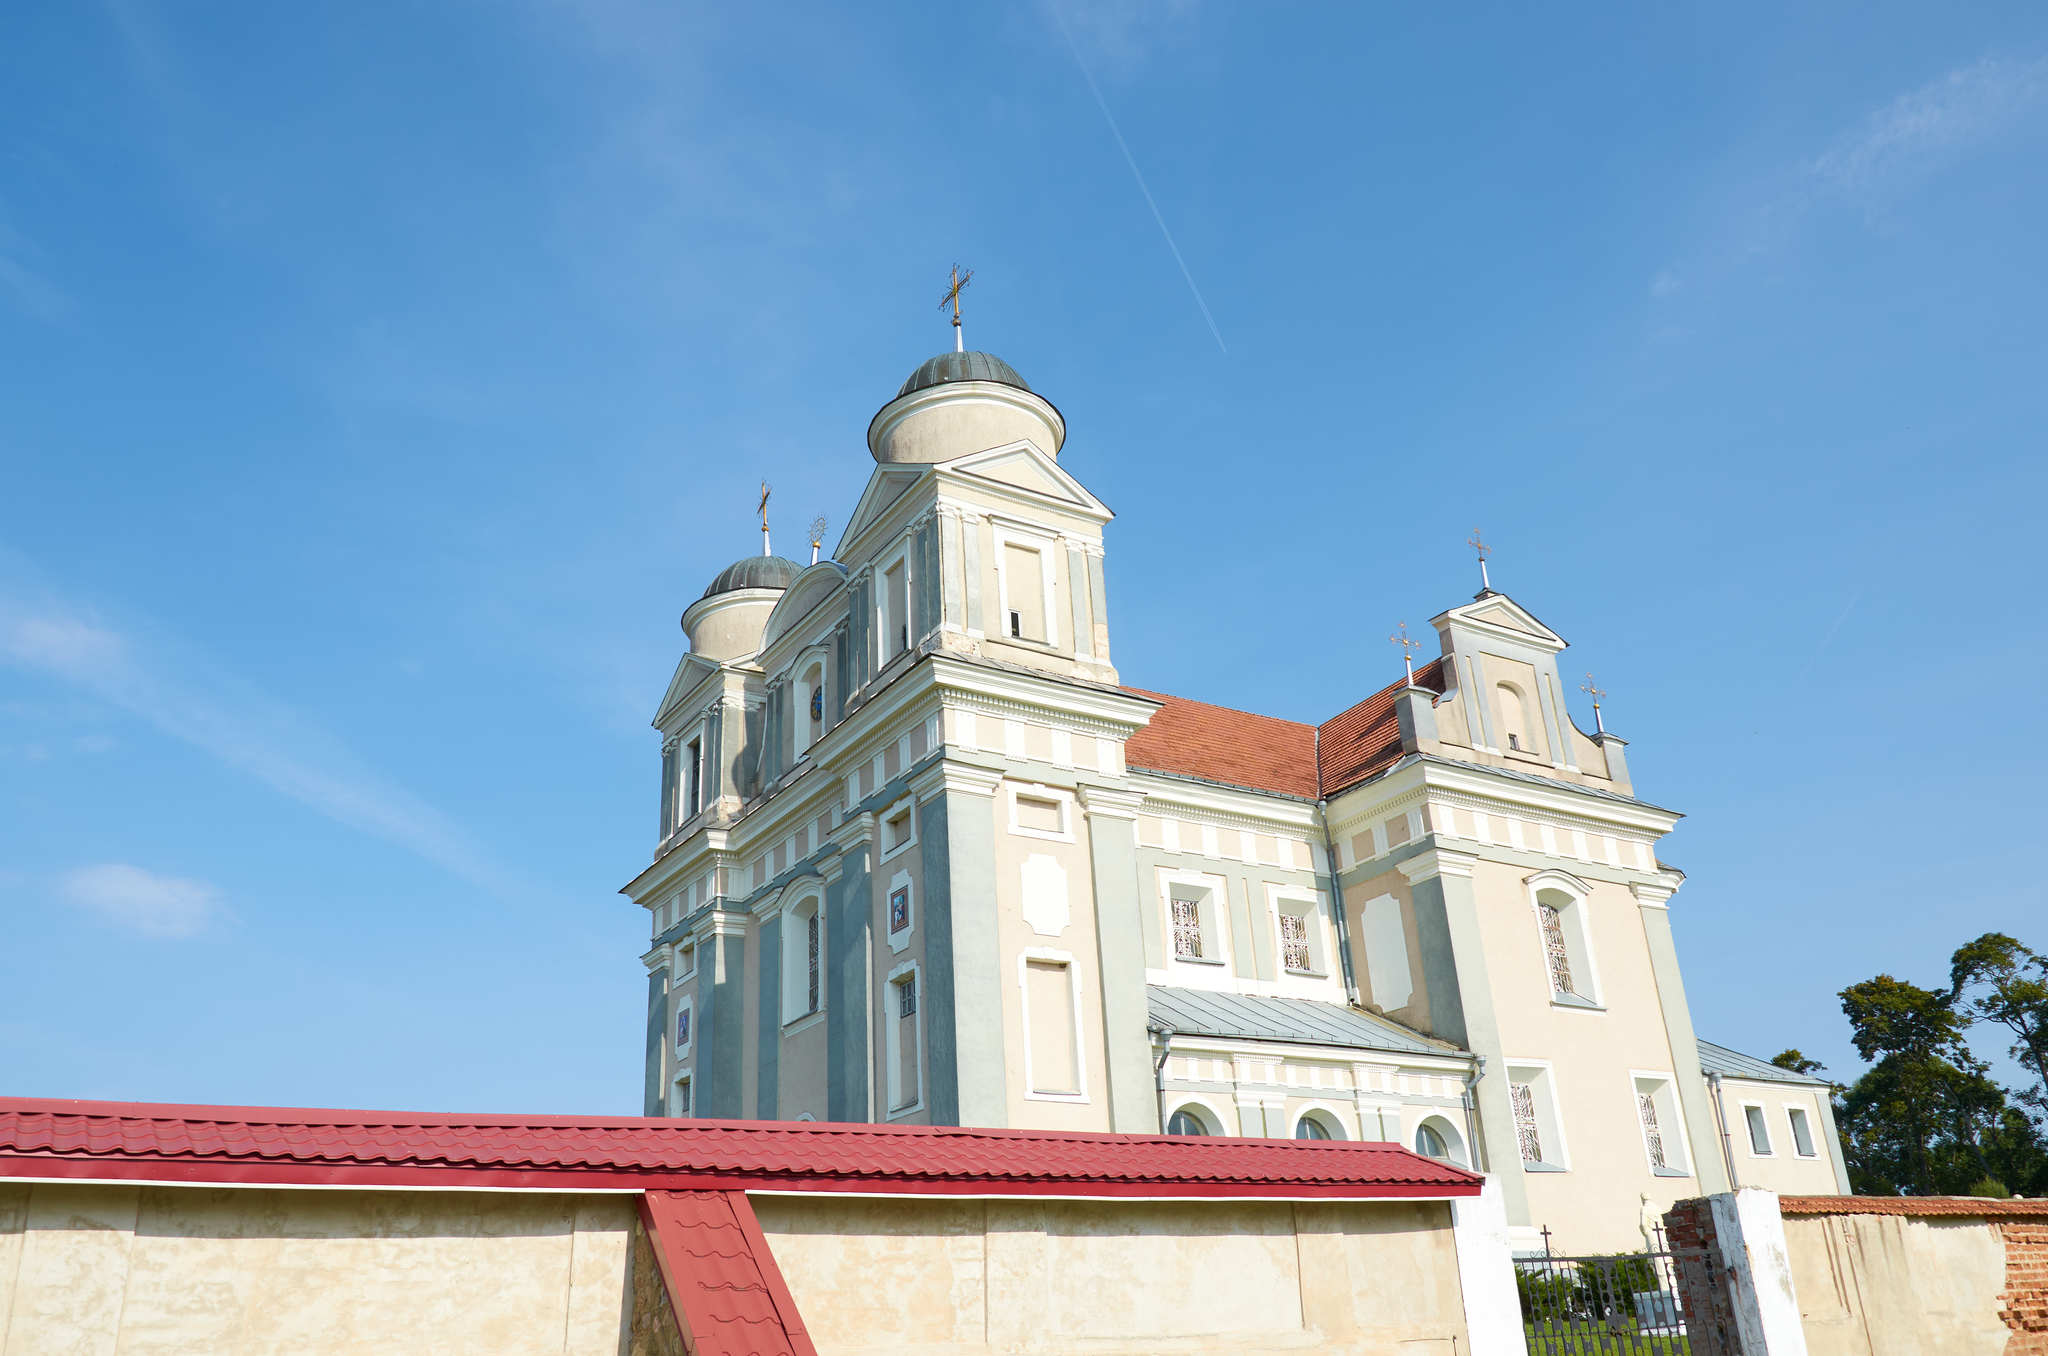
[885,806,912,851]
[889,972,920,1112]
[1014,793,1064,835]
[1279,911,1313,973]
[1024,959,1079,1095]
[679,943,696,978]
[659,745,677,835]
[685,738,702,818]
[889,887,910,935]
[1744,1104,1773,1155]
[1002,542,1045,642]
[883,560,909,656]
[1170,896,1204,960]
[675,1077,691,1117]
[1788,1106,1816,1157]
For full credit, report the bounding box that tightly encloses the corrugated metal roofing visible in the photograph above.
[1697,1040,1831,1087]
[1148,986,1461,1060]
[0,1098,1481,1198]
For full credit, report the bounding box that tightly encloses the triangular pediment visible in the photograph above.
[836,466,927,559]
[937,441,1111,520]
[653,652,720,728]
[1432,593,1565,650]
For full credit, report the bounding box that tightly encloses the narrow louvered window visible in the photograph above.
[1512,1081,1544,1164]
[806,911,821,1013]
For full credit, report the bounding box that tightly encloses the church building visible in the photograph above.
[621,342,1849,1252]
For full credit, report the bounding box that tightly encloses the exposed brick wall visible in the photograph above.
[1662,1198,1740,1356]
[2002,1220,2048,1355]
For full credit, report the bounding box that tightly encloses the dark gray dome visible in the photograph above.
[896,350,1031,399]
[701,555,802,599]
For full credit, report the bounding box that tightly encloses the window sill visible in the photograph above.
[1522,1161,1569,1174]
[780,1010,825,1037]
[1172,955,1227,968]
[1284,968,1330,980]
[1651,1165,1691,1179]
[1550,993,1605,1012]
[878,841,917,864]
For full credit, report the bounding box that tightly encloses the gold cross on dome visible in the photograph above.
[1391,622,1421,685]
[1468,529,1493,592]
[938,264,974,351]
[757,481,772,556]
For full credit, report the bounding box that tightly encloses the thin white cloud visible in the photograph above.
[1808,55,2048,201]
[62,863,221,938]
[0,563,511,894]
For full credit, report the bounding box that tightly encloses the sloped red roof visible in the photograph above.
[1123,660,1445,800]
[1317,658,1446,798]
[640,1190,816,1356]
[0,1099,1481,1198]
[1122,688,1319,799]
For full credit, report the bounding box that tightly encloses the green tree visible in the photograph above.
[1834,972,2048,1196]
[1949,933,2048,1116]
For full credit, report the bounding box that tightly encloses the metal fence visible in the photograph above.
[1516,1225,1690,1356]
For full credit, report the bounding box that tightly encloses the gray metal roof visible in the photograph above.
[700,555,802,599]
[1698,1040,1831,1087]
[896,350,1031,398]
[1147,985,1460,1060]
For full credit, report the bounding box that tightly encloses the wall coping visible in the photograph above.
[1779,1194,2048,1219]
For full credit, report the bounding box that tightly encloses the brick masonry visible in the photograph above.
[1661,1197,1740,1356]
[2003,1220,2048,1355]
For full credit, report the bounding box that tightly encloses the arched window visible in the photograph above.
[781,895,823,1023]
[1295,1110,1344,1141]
[1414,1115,1468,1167]
[1166,1105,1215,1136]
[1495,680,1543,756]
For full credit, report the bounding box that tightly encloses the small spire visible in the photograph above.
[807,514,829,566]
[757,481,772,557]
[938,264,974,353]
[1467,529,1492,594]
[1390,621,1421,686]
[1580,673,1608,735]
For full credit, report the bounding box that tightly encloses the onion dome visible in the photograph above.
[896,350,1032,399]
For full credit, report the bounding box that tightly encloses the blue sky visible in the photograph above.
[3,2,2045,1113]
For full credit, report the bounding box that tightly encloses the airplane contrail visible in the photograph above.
[1051,6,1228,355]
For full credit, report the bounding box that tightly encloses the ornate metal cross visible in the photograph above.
[938,264,974,352]
[1581,673,1607,734]
[1391,622,1421,686]
[757,481,771,556]
[1468,529,1492,592]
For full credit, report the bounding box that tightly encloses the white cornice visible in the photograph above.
[1127,771,1321,835]
[1396,848,1477,884]
[1077,784,1145,820]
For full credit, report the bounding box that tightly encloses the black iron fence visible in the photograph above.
[1516,1225,1690,1356]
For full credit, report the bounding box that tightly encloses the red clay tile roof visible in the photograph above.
[1778,1195,2048,1218]
[640,1190,816,1356]
[1122,688,1319,799]
[0,1099,1481,1198]
[1123,660,1445,800]
[1317,658,1446,798]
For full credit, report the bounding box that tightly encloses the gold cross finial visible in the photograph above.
[1580,673,1607,734]
[1467,529,1492,593]
[1391,622,1421,686]
[757,481,772,556]
[938,264,974,352]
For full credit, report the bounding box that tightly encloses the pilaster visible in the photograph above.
[911,760,1005,1125]
[1078,784,1157,1131]
[1634,877,1731,1194]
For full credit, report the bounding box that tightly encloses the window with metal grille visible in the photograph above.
[676,1078,691,1117]
[1540,903,1575,996]
[1511,1081,1544,1164]
[1279,911,1313,973]
[1638,1091,1667,1168]
[806,911,821,1013]
[1170,897,1203,959]
[897,974,917,1018]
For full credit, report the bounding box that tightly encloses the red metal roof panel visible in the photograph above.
[0,1099,1481,1198]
